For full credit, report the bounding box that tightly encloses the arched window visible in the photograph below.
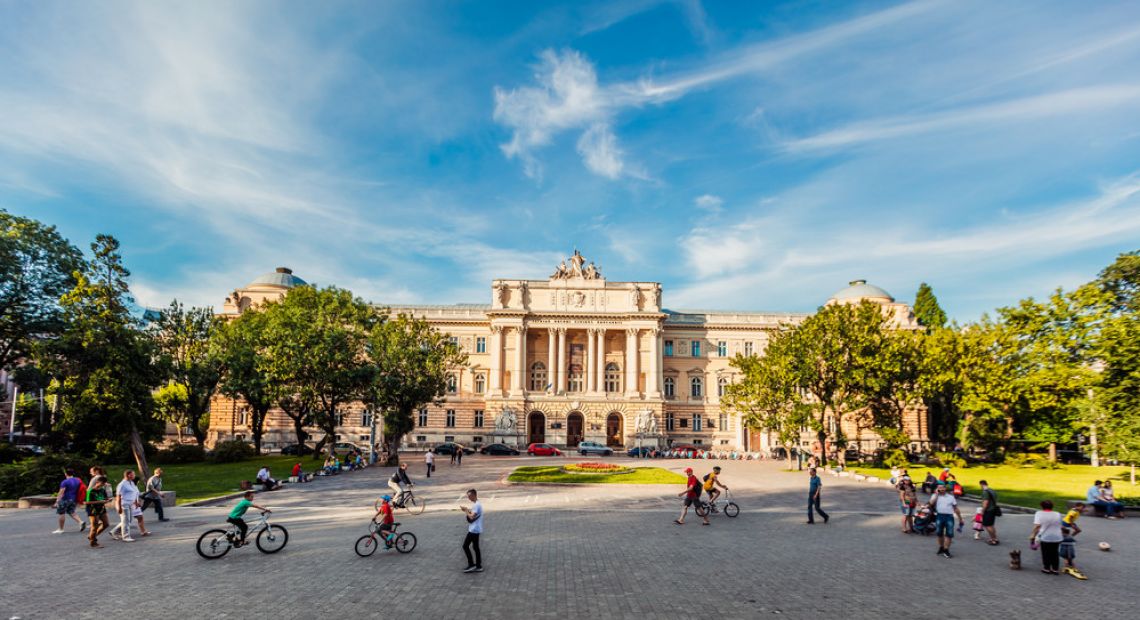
[604,362,621,393]
[691,376,703,399]
[530,361,548,391]
[446,373,457,394]
[718,377,729,397]
[663,377,675,398]
[568,364,584,393]
[474,373,486,394]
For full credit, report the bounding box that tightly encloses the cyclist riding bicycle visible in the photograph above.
[373,495,397,548]
[703,466,728,505]
[388,463,413,506]
[228,490,270,547]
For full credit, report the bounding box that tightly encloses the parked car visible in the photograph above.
[480,443,520,456]
[332,441,362,456]
[433,442,475,456]
[526,443,562,457]
[577,441,613,456]
[626,446,653,457]
[668,443,706,456]
[280,443,314,456]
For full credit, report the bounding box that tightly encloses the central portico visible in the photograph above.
[485,250,665,448]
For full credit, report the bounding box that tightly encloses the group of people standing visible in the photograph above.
[53,467,168,548]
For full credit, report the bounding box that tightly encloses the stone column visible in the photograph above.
[625,328,639,395]
[546,328,557,393]
[489,325,503,396]
[511,325,527,395]
[556,328,567,393]
[586,328,597,393]
[647,327,662,397]
[596,328,606,393]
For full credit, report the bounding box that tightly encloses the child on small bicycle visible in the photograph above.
[374,495,396,547]
[228,490,270,546]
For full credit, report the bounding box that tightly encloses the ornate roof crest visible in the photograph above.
[550,249,602,280]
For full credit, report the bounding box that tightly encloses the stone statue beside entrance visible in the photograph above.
[494,406,518,433]
[635,409,658,435]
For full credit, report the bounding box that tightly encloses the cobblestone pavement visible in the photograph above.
[1,456,1136,619]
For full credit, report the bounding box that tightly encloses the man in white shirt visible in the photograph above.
[113,470,149,542]
[425,450,435,478]
[256,466,279,490]
[929,483,963,558]
[461,488,483,573]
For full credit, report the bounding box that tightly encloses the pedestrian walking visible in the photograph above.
[979,479,1001,544]
[87,467,112,540]
[141,468,169,522]
[425,450,435,478]
[84,475,112,548]
[52,469,87,534]
[1030,500,1064,574]
[807,467,829,524]
[450,449,457,466]
[896,472,916,533]
[112,470,150,541]
[456,446,463,466]
[461,488,484,573]
[929,483,964,558]
[674,467,709,526]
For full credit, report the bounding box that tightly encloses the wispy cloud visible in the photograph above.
[693,194,723,213]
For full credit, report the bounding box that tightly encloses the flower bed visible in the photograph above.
[561,462,633,475]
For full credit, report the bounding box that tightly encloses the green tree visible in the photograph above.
[215,310,276,454]
[0,210,83,371]
[153,383,189,443]
[723,342,809,469]
[917,324,968,447]
[366,313,466,466]
[913,282,948,329]
[1091,250,1140,465]
[37,235,162,477]
[153,301,222,446]
[1096,249,1139,313]
[259,286,378,458]
[863,329,925,451]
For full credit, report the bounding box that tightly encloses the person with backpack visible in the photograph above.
[140,468,168,522]
[979,479,1001,545]
[703,466,727,506]
[52,469,86,534]
[674,467,709,526]
[84,475,112,548]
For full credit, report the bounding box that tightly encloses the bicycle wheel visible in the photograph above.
[402,495,426,515]
[724,502,740,518]
[256,524,289,554]
[196,529,233,560]
[394,532,417,554]
[694,502,709,518]
[355,534,378,557]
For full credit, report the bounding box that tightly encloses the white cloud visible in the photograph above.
[576,124,625,179]
[694,194,723,212]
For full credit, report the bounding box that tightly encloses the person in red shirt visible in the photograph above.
[674,467,710,526]
[291,462,302,480]
[374,495,396,547]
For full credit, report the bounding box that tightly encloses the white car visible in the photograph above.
[577,441,614,456]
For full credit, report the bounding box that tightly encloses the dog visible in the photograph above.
[1009,549,1021,570]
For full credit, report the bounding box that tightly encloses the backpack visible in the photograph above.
[77,481,88,505]
[952,482,964,497]
[702,473,711,482]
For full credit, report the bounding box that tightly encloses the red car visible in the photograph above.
[527,443,562,456]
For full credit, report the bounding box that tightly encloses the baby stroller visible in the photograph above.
[912,505,936,535]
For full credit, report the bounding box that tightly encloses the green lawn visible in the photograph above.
[109,454,329,505]
[843,463,1137,509]
[509,465,686,485]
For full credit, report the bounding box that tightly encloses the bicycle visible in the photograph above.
[695,489,740,518]
[377,487,426,516]
[355,519,417,557]
[196,511,289,560]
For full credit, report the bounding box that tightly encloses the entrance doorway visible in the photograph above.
[566,412,584,447]
[606,413,623,447]
[528,411,545,445]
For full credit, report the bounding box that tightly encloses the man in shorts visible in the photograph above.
[52,469,86,534]
[929,483,964,558]
[674,467,709,526]
[896,473,917,533]
[703,466,727,506]
[979,479,1001,544]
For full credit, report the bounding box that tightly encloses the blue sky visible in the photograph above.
[2,0,1139,320]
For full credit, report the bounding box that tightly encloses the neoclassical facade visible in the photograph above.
[208,252,929,453]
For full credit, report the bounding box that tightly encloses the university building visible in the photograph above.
[208,252,930,454]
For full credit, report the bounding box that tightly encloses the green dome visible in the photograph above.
[249,267,307,288]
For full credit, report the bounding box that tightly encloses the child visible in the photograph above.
[227,491,269,546]
[972,507,985,539]
[1059,527,1087,580]
[1062,502,1084,535]
[373,495,396,547]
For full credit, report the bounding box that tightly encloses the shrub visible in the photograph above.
[883,450,910,469]
[1003,453,1032,468]
[0,443,21,465]
[934,451,966,470]
[156,444,207,464]
[94,439,156,464]
[0,454,93,499]
[210,440,255,463]
[1032,457,1062,470]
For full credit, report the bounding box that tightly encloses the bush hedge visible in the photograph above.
[0,454,93,499]
[156,444,207,464]
[209,440,255,463]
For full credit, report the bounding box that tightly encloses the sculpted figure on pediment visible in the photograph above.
[496,281,510,308]
[630,285,641,310]
[551,261,568,279]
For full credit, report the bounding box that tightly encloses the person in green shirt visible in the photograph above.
[227,491,269,546]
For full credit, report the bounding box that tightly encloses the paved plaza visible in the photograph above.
[1,457,1136,619]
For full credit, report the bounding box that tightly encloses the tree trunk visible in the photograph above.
[785,443,794,470]
[251,408,265,455]
[175,425,183,444]
[129,423,150,481]
[816,429,828,465]
[384,433,403,467]
[1048,442,1057,463]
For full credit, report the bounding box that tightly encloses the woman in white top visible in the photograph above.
[1030,500,1064,574]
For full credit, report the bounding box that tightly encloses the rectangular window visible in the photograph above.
[691,340,701,357]
[719,414,728,431]
[418,408,428,427]
[362,411,373,427]
[336,413,345,426]
[473,436,483,444]
[666,412,675,431]
[717,341,727,357]
[449,336,459,350]
[694,439,703,445]
[680,418,688,429]
[744,341,754,356]
[693,414,702,431]
[474,409,484,428]
[446,409,456,428]
[720,439,729,445]
[416,435,426,442]
[444,435,455,442]
[664,340,674,356]
[476,337,486,353]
